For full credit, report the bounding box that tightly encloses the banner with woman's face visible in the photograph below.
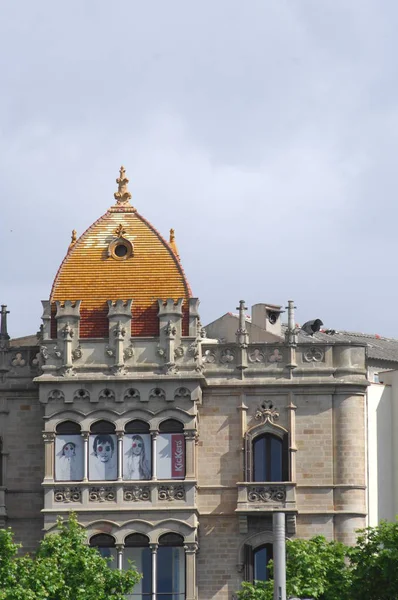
[123,434,151,480]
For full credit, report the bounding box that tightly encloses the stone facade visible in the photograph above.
[0,170,369,599]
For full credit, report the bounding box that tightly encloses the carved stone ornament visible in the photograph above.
[54,487,81,503]
[105,345,114,357]
[174,346,184,359]
[40,345,49,361]
[249,348,265,363]
[123,486,150,502]
[53,345,62,358]
[99,388,115,401]
[164,362,179,375]
[149,387,165,400]
[124,388,140,401]
[31,351,41,367]
[220,349,235,364]
[114,223,127,238]
[72,345,83,361]
[188,341,199,359]
[89,487,116,502]
[303,346,325,362]
[158,484,185,501]
[124,345,134,360]
[11,353,26,367]
[61,323,74,338]
[203,349,216,364]
[48,389,65,402]
[165,321,177,337]
[114,165,133,206]
[248,486,286,503]
[174,387,191,400]
[268,348,283,363]
[156,345,166,358]
[73,388,90,401]
[255,400,279,424]
[114,321,126,338]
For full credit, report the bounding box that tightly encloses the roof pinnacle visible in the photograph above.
[114,166,133,207]
[169,228,179,257]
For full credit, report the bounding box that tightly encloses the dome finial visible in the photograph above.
[114,166,133,206]
[169,228,179,257]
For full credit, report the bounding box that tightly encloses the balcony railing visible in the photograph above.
[43,480,196,510]
[236,482,296,513]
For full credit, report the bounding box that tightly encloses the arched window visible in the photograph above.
[124,421,151,481]
[252,433,288,482]
[55,421,83,481]
[90,533,117,568]
[244,543,274,582]
[157,420,185,479]
[124,534,151,598]
[158,533,185,598]
[89,421,117,481]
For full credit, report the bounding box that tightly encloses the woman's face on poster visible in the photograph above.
[63,443,76,458]
[131,436,144,456]
[96,441,113,462]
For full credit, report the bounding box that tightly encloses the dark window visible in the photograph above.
[115,243,128,257]
[91,420,116,434]
[125,420,150,434]
[253,433,287,482]
[158,534,185,598]
[159,419,184,433]
[56,421,81,434]
[254,544,273,581]
[90,534,117,567]
[125,534,151,598]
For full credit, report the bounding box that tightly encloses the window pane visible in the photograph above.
[125,547,152,598]
[97,547,118,569]
[253,436,266,482]
[89,434,117,480]
[157,546,185,598]
[254,545,273,581]
[123,434,151,480]
[55,435,84,481]
[270,437,282,481]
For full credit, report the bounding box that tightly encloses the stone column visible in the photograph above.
[82,432,89,482]
[185,431,196,480]
[150,543,158,600]
[116,544,124,570]
[286,394,297,481]
[151,432,158,481]
[185,542,198,600]
[333,392,366,544]
[117,431,123,481]
[273,512,286,600]
[43,432,55,480]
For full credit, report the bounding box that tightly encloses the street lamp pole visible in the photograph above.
[273,512,286,600]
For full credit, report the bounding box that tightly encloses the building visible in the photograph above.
[0,168,369,599]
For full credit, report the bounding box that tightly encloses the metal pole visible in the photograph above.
[273,512,286,600]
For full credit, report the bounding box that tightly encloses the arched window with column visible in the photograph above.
[252,433,288,482]
[124,533,152,598]
[244,542,274,582]
[55,421,83,481]
[157,419,185,480]
[124,420,151,481]
[89,420,117,481]
[157,533,185,599]
[90,533,117,568]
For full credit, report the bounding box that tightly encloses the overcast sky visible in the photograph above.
[1,1,398,339]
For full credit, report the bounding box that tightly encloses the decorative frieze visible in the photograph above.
[124,388,140,401]
[123,486,150,502]
[255,400,279,425]
[303,346,325,362]
[54,487,81,503]
[48,389,65,402]
[11,353,26,367]
[89,486,116,502]
[248,486,286,503]
[158,484,186,501]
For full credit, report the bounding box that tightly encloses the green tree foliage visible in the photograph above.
[0,513,140,600]
[236,535,351,600]
[349,520,398,600]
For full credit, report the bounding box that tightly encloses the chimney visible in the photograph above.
[251,303,283,338]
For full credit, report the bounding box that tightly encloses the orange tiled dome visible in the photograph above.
[50,168,192,338]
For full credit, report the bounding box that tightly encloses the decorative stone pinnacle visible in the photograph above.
[114,166,133,206]
[0,305,10,350]
[68,229,77,253]
[169,228,179,257]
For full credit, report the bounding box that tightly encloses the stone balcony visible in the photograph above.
[43,480,196,511]
[235,482,296,514]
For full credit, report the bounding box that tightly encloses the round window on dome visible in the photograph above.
[108,238,133,261]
